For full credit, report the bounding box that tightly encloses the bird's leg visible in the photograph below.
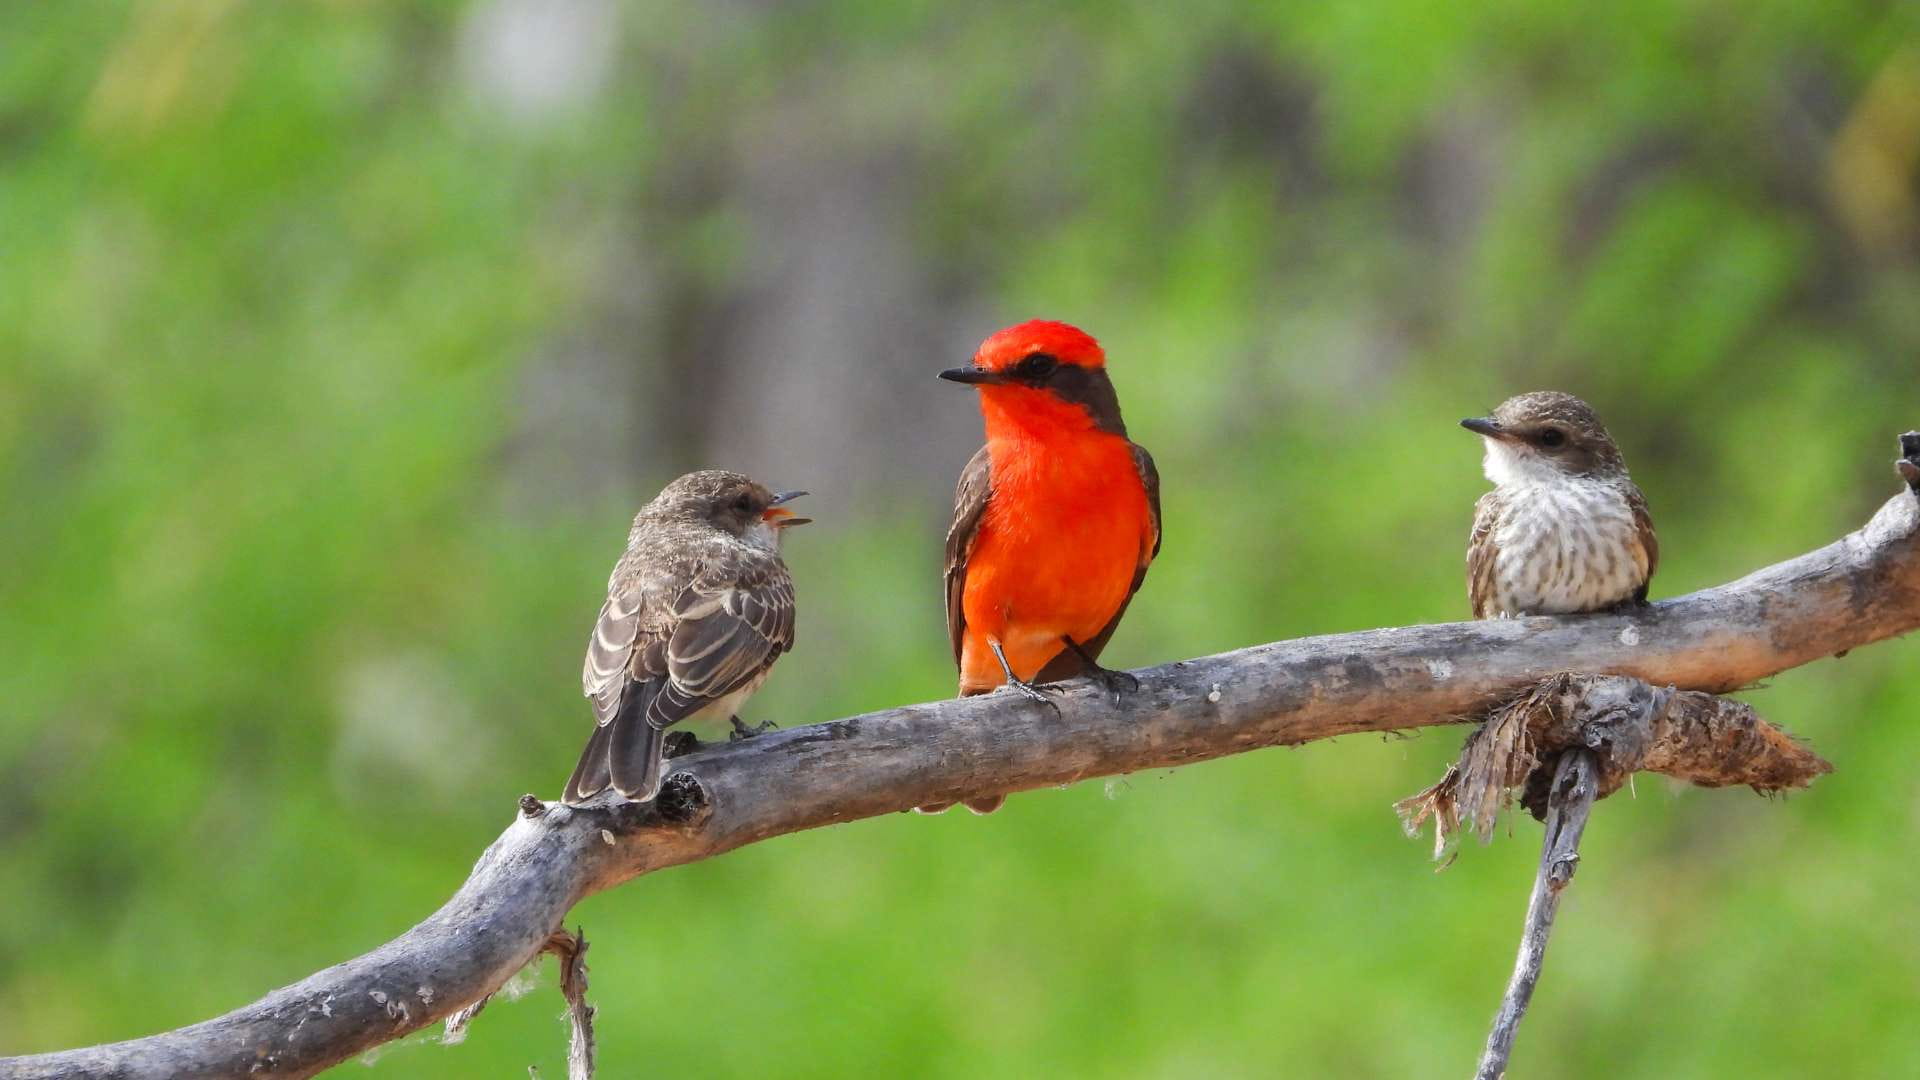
[661,731,701,759]
[729,715,778,741]
[988,638,1061,715]
[1063,636,1140,704]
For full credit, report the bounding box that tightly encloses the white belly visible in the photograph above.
[1490,480,1645,616]
[682,670,771,732]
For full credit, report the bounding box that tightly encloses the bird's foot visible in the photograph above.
[1060,637,1140,705]
[661,731,701,759]
[1085,664,1140,705]
[1003,676,1062,716]
[729,716,778,741]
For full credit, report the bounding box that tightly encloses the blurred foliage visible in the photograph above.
[4,1,1920,1076]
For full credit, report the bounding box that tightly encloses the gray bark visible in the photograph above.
[1476,750,1599,1080]
[5,440,1917,1080]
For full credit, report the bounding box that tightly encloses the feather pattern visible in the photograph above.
[1468,475,1654,618]
[565,473,799,805]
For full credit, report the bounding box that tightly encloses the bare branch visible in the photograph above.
[4,442,1917,1079]
[1476,749,1599,1080]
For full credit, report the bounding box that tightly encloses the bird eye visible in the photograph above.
[1020,353,1059,379]
[733,493,754,513]
[1539,428,1567,449]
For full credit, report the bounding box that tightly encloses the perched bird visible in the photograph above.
[1462,391,1657,619]
[563,471,809,806]
[930,319,1161,813]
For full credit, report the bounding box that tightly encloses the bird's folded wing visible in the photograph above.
[645,569,796,730]
[583,587,644,726]
[1467,491,1500,619]
[1131,441,1162,565]
[944,445,994,669]
[1628,482,1659,597]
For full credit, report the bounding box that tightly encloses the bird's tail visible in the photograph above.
[563,687,666,805]
[608,706,666,803]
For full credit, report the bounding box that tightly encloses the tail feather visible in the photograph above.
[608,704,667,802]
[566,680,669,805]
[564,720,615,806]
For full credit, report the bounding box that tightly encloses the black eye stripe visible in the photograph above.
[1017,352,1060,380]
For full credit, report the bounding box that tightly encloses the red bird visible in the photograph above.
[929,320,1162,813]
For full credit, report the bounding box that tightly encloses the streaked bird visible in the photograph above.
[1462,391,1657,619]
[563,470,809,805]
[929,319,1161,813]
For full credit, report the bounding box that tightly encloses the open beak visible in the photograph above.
[1460,417,1511,440]
[762,490,811,528]
[939,366,1011,386]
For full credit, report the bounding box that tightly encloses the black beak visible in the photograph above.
[1460,417,1509,439]
[939,366,1011,386]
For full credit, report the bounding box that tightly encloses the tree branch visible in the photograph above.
[1476,749,1599,1080]
[5,436,1917,1080]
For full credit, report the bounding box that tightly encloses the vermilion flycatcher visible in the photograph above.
[928,319,1161,813]
[1462,391,1657,618]
[564,470,809,805]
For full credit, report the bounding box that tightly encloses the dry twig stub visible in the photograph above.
[544,929,595,1080]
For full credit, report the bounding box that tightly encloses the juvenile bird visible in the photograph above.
[930,319,1161,813]
[1462,391,1657,619]
[563,470,809,805]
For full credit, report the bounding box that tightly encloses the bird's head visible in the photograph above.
[940,319,1127,436]
[1461,391,1626,485]
[644,470,810,550]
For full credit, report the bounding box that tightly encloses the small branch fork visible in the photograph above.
[2,434,1915,1079]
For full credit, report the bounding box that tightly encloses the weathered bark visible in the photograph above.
[4,438,1916,1080]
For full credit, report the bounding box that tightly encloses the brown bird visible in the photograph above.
[563,470,809,805]
[927,319,1161,814]
[1462,391,1657,619]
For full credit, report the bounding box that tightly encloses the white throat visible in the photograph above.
[1482,438,1565,488]
[744,520,784,553]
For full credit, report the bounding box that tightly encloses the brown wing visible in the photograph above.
[647,561,796,730]
[1467,491,1501,619]
[944,446,993,670]
[1132,441,1162,562]
[583,574,646,727]
[1627,482,1658,603]
[1035,441,1162,680]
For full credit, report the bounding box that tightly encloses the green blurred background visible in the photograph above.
[4,2,1919,1076]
